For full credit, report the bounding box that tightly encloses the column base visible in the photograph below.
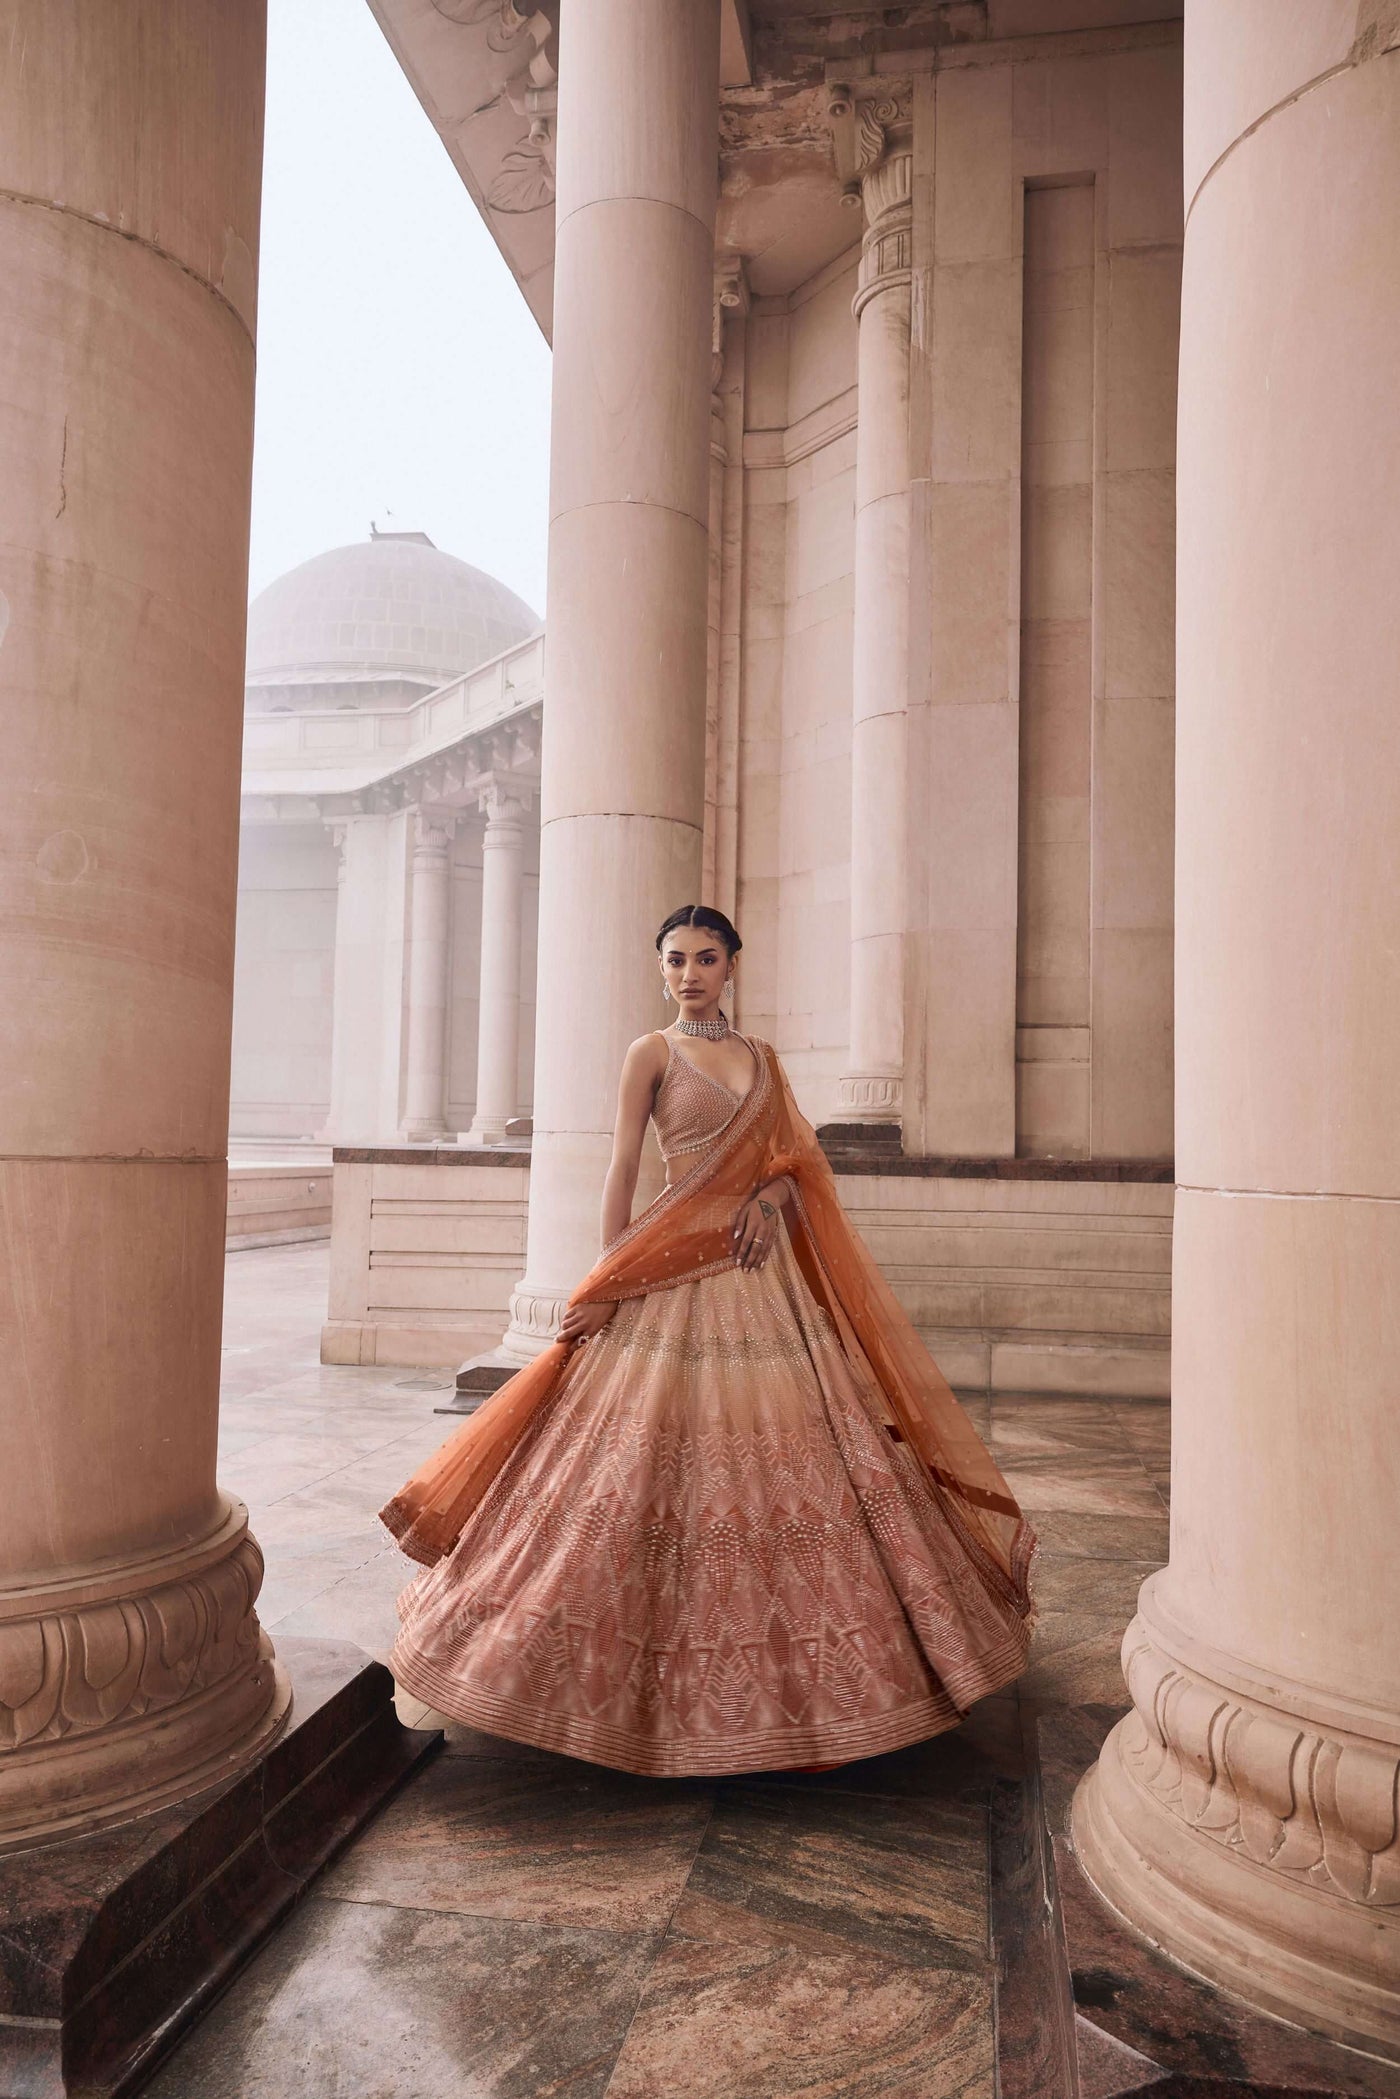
[836,1072,904,1121]
[438,1347,520,1416]
[461,1115,514,1146]
[0,1635,440,2099]
[0,1506,289,1852]
[498,1280,568,1368]
[400,1121,449,1144]
[1072,1597,1400,2063]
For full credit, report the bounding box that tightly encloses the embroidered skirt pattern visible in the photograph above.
[390,1223,1032,1776]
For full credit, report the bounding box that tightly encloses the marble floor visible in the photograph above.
[145,1242,1171,2099]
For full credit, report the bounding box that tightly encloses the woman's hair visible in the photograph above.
[655,903,743,958]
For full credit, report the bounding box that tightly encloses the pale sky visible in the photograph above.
[248,0,553,615]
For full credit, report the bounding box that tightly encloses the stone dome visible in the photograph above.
[245,531,540,705]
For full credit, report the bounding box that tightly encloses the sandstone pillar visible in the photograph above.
[0,1,288,1844]
[402,815,453,1142]
[503,0,720,1357]
[838,144,912,1130]
[467,783,528,1145]
[1074,7,1400,2055]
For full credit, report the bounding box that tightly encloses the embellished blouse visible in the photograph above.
[650,1031,755,1166]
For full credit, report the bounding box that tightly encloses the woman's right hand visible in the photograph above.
[558,1300,619,1347]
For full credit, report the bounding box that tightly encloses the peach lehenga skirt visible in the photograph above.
[390,1218,1030,1778]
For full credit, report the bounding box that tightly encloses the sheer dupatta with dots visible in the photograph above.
[380,1042,1034,1626]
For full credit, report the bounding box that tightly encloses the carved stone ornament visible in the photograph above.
[853,148,913,317]
[837,1072,904,1117]
[502,1282,570,1364]
[1074,1589,1400,2054]
[0,1517,287,1846]
[1115,1615,1400,1908]
[431,1,560,216]
[823,82,911,209]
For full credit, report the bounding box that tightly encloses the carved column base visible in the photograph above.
[836,1072,903,1122]
[0,1502,288,1851]
[464,1114,514,1147]
[1073,1583,1400,2061]
[499,1280,569,1366]
[401,1119,449,1144]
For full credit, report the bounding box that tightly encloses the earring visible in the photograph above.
[662,983,673,1002]
[723,979,734,1003]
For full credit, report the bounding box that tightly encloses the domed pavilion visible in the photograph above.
[232,530,544,1149]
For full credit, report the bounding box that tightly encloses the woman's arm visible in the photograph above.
[558,1034,665,1345]
[599,1034,665,1248]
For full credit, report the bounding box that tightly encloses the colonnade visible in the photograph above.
[0,4,286,1844]
[319,792,532,1148]
[1075,5,1400,2056]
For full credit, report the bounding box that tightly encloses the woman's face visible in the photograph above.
[658,926,733,1012]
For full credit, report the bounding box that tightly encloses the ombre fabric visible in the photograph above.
[383,1036,1037,1777]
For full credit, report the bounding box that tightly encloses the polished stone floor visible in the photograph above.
[145,1242,1171,2099]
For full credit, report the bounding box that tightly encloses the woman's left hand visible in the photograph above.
[732,1188,781,1272]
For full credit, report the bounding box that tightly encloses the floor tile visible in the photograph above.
[998,1454,1166,1518]
[1031,1555,1158,1619]
[602,1935,995,2099]
[142,1893,658,2099]
[1021,1613,1133,1707]
[1026,1511,1169,1561]
[321,1753,715,1931]
[264,1543,411,1653]
[679,1782,988,1967]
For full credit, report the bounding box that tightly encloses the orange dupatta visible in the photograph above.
[380,1042,1035,1619]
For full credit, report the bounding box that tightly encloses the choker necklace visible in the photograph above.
[675,1013,730,1040]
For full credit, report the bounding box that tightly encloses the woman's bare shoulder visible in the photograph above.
[622,1031,670,1078]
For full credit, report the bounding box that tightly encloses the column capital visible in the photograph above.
[477,773,533,828]
[854,144,913,318]
[411,808,456,857]
[823,78,911,200]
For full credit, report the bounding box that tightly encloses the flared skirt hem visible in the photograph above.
[388,1615,1032,1780]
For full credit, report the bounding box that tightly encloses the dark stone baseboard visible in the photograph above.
[0,1636,441,2099]
[992,1701,1400,2099]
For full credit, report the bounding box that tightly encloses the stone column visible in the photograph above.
[401,814,453,1142]
[838,142,912,1130]
[0,2,287,1845]
[468,782,528,1144]
[317,820,351,1142]
[503,0,721,1358]
[1074,7,1400,2057]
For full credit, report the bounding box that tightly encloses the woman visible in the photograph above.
[381,905,1035,1777]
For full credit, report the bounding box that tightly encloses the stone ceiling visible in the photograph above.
[366,0,1183,329]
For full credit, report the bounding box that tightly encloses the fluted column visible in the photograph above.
[468,782,528,1145]
[1074,6,1400,2057]
[0,1,287,1845]
[838,143,912,1129]
[401,814,453,1142]
[503,0,721,1359]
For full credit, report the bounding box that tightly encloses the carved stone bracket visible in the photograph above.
[712,258,751,388]
[430,1,561,215]
[823,80,911,208]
